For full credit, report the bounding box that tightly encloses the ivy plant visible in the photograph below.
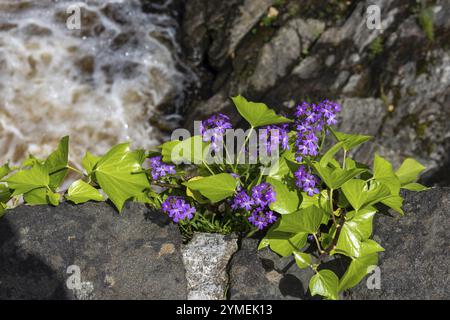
[0,95,427,299]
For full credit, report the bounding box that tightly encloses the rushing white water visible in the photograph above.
[0,0,190,165]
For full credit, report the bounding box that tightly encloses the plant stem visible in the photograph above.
[329,188,337,226]
[324,213,346,255]
[67,165,85,177]
[342,149,347,169]
[313,233,324,254]
[202,161,215,175]
[235,127,254,171]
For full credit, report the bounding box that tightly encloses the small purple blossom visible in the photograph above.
[231,190,254,211]
[251,182,276,207]
[294,165,320,197]
[230,182,277,230]
[148,156,176,180]
[200,113,233,152]
[293,100,341,162]
[260,124,290,155]
[161,196,196,223]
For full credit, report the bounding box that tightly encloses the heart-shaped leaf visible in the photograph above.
[93,143,150,212]
[309,269,339,300]
[66,180,104,204]
[183,173,237,203]
[232,95,292,128]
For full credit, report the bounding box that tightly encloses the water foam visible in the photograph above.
[0,0,189,165]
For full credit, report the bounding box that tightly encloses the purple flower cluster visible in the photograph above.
[149,156,176,180]
[260,124,290,155]
[200,113,233,152]
[161,196,196,223]
[294,100,341,162]
[294,165,320,196]
[231,182,277,230]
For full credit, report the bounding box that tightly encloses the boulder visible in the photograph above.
[229,188,450,300]
[347,187,450,299]
[0,201,187,299]
[182,233,238,300]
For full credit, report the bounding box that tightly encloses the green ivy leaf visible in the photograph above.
[263,229,308,257]
[44,136,69,189]
[277,205,325,234]
[267,156,290,181]
[47,190,61,206]
[359,239,384,256]
[82,151,101,175]
[23,187,60,206]
[23,187,48,205]
[0,163,11,179]
[5,163,50,196]
[231,95,292,128]
[162,136,210,165]
[183,173,237,203]
[338,253,378,292]
[66,180,104,204]
[341,179,391,211]
[0,184,12,203]
[334,207,377,258]
[0,202,6,217]
[93,143,150,212]
[267,177,300,214]
[329,128,372,151]
[381,195,404,215]
[312,162,366,189]
[309,269,339,300]
[395,158,426,185]
[293,251,312,269]
[373,154,400,195]
[319,141,344,167]
[401,182,428,191]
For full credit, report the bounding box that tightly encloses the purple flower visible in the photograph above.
[148,156,175,180]
[251,182,276,207]
[293,100,341,162]
[230,182,278,230]
[260,124,290,155]
[161,196,196,223]
[201,113,233,152]
[231,190,254,211]
[294,165,320,197]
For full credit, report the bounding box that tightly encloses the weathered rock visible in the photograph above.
[228,238,314,300]
[182,232,238,300]
[347,188,450,300]
[180,0,450,186]
[0,202,187,299]
[229,188,450,300]
[250,18,325,92]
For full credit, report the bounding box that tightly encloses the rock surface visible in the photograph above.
[180,0,450,186]
[0,202,187,299]
[229,188,450,300]
[347,187,450,300]
[228,238,314,300]
[182,232,238,300]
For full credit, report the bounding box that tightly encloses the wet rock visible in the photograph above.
[0,202,187,300]
[347,188,450,300]
[182,233,238,300]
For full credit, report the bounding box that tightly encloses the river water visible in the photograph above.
[0,0,191,165]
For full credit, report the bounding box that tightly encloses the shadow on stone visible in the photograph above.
[0,219,68,300]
